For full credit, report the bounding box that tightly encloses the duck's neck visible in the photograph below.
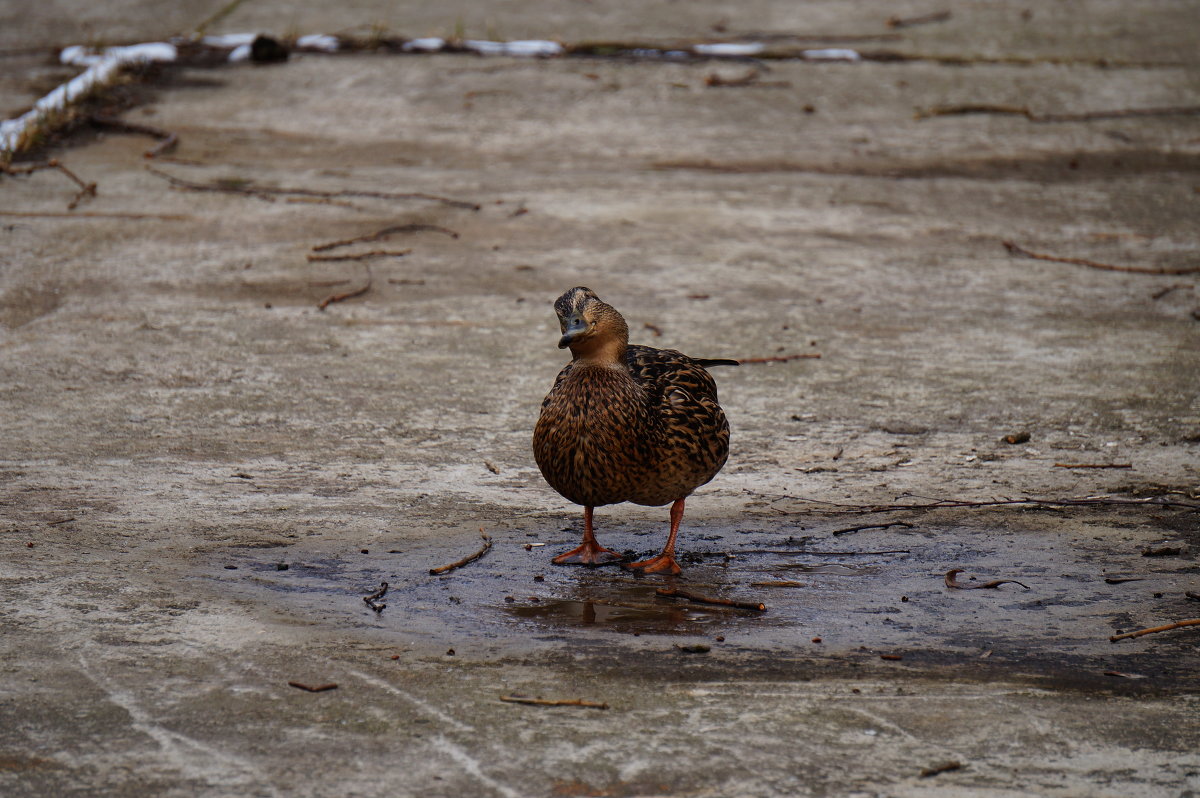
[569,336,627,368]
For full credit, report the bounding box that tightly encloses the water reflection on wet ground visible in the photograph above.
[203,516,1199,685]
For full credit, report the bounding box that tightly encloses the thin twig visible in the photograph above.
[656,586,766,612]
[499,695,609,709]
[317,265,372,310]
[1004,240,1200,276]
[1110,618,1200,642]
[311,223,459,252]
[90,115,178,158]
[307,249,411,262]
[887,11,951,29]
[2,159,97,209]
[944,569,1030,590]
[915,104,1200,123]
[739,548,910,556]
[0,210,189,220]
[1054,462,1133,469]
[287,681,338,692]
[832,521,914,536]
[735,353,822,364]
[772,494,1200,515]
[145,165,481,210]
[362,581,388,613]
[430,529,493,575]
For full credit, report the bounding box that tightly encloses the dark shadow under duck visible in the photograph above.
[532,287,735,575]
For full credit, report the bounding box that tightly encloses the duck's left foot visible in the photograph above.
[623,554,682,575]
[552,542,625,567]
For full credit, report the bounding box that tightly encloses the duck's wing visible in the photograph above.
[625,344,724,404]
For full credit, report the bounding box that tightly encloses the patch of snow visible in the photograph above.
[693,42,765,57]
[296,34,339,52]
[802,48,862,62]
[403,37,446,52]
[2,42,177,153]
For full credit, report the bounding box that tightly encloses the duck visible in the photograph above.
[532,287,734,575]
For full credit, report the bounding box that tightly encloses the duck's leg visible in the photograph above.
[552,506,624,566]
[624,498,685,575]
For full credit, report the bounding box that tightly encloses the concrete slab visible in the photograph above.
[2,2,1198,796]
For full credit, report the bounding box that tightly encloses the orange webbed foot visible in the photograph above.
[622,553,682,575]
[552,542,625,567]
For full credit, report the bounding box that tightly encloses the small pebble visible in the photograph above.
[224,565,238,570]
[446,648,455,656]
[811,637,822,643]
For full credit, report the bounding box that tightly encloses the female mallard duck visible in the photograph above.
[532,287,734,575]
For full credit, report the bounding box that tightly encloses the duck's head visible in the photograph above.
[553,286,629,361]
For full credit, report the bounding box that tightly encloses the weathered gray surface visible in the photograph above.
[2,2,1199,796]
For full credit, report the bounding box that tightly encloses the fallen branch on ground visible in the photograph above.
[945,569,1029,590]
[740,548,910,556]
[362,581,388,613]
[317,265,371,310]
[656,586,766,612]
[1003,240,1200,276]
[429,529,493,575]
[311,223,460,252]
[2,159,97,209]
[887,11,951,29]
[499,695,608,709]
[0,209,189,220]
[915,104,1200,123]
[307,249,410,262]
[1054,462,1132,469]
[287,681,338,692]
[90,115,178,158]
[145,165,481,210]
[832,521,914,536]
[770,494,1200,515]
[1110,618,1200,642]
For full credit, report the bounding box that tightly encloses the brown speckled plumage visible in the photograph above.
[532,287,732,573]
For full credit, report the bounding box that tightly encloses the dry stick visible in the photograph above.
[311,223,460,252]
[774,495,1200,515]
[499,695,609,709]
[832,521,914,536]
[736,353,822,364]
[656,586,766,612]
[945,568,1030,590]
[3,159,97,209]
[1110,618,1200,642]
[887,10,952,29]
[307,249,411,262]
[317,265,371,310]
[362,581,388,613]
[429,530,493,575]
[89,115,178,158]
[144,165,481,210]
[739,548,909,556]
[915,104,1200,123]
[0,210,189,220]
[1003,240,1200,276]
[1054,462,1133,469]
[287,681,338,692]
